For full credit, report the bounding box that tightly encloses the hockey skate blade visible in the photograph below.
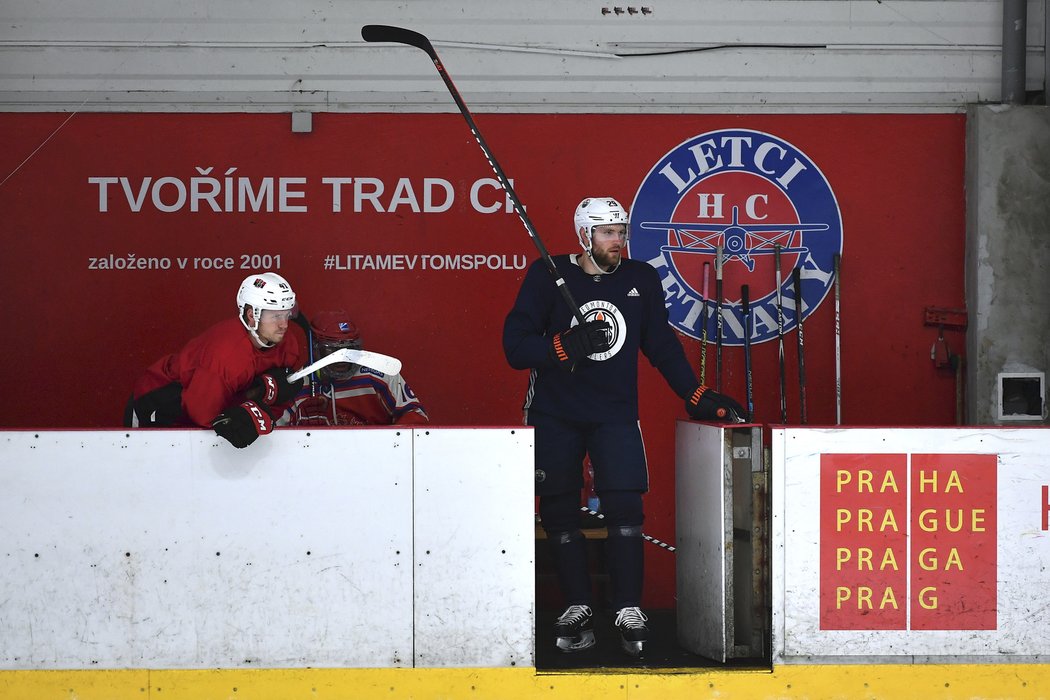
[620,637,645,657]
[555,629,596,653]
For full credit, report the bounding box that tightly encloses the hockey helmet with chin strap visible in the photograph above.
[310,310,363,381]
[236,272,296,347]
[574,197,629,272]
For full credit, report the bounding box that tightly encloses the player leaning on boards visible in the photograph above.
[503,197,746,658]
[276,310,428,426]
[123,273,305,448]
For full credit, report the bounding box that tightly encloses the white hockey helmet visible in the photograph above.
[237,272,296,347]
[574,197,629,253]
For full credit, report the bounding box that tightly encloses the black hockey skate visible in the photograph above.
[613,606,649,657]
[553,605,595,652]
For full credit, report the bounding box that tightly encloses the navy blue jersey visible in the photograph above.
[503,254,698,422]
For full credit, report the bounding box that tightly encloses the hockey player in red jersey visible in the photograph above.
[278,310,428,427]
[124,272,305,448]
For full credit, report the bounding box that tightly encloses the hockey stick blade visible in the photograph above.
[289,348,402,382]
[361,24,436,58]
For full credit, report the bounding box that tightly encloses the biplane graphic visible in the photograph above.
[639,206,830,272]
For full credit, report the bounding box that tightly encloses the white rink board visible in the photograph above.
[773,427,1050,664]
[413,428,534,667]
[0,429,413,669]
[0,427,533,670]
[675,420,730,661]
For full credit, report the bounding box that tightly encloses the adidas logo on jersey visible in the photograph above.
[627,288,640,297]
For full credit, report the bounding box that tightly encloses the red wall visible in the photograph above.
[0,112,966,607]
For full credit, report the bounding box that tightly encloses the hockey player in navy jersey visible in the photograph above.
[503,196,745,657]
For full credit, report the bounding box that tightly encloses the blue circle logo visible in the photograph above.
[628,129,842,345]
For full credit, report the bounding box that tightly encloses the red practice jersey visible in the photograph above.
[133,318,303,427]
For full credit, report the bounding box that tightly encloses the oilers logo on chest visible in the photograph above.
[571,299,627,361]
[628,129,843,345]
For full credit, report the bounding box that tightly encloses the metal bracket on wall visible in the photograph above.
[924,305,968,424]
[924,306,967,369]
[924,306,968,329]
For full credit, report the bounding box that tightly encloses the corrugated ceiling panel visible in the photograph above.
[0,0,1045,112]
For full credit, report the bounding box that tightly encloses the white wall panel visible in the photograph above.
[0,428,414,668]
[0,427,533,670]
[772,427,1050,664]
[412,428,534,667]
[0,0,1044,112]
[675,420,731,661]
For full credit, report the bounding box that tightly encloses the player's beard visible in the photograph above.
[591,244,622,272]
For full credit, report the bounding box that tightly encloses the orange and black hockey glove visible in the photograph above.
[686,385,747,422]
[548,319,612,369]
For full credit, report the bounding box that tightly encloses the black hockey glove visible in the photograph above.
[686,385,747,423]
[249,367,303,406]
[549,319,612,368]
[211,400,274,449]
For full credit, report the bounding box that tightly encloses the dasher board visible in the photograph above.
[773,427,1050,664]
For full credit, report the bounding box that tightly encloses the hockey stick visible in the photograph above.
[714,244,724,392]
[290,311,318,396]
[578,506,675,553]
[243,348,400,404]
[741,285,754,419]
[833,253,842,425]
[289,348,402,382]
[699,261,710,385]
[774,246,787,423]
[361,24,586,327]
[793,267,808,424]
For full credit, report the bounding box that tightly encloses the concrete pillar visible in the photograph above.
[965,105,1050,424]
